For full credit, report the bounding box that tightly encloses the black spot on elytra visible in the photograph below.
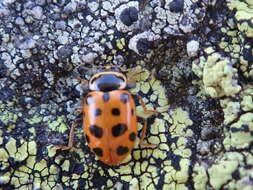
[111,108,120,116]
[116,146,129,155]
[120,93,129,104]
[86,95,93,105]
[129,132,136,141]
[94,108,102,116]
[93,147,103,157]
[131,108,134,115]
[90,125,103,138]
[103,93,110,102]
[85,135,90,143]
[112,123,127,137]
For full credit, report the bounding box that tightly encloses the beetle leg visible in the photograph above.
[76,96,85,113]
[126,69,146,89]
[138,96,159,148]
[139,120,156,148]
[76,107,83,113]
[78,65,127,71]
[138,96,159,116]
[128,70,145,83]
[54,123,76,150]
[75,77,89,92]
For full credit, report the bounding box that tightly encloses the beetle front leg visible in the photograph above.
[126,69,146,89]
[138,96,159,116]
[137,96,159,148]
[75,77,89,93]
[54,123,77,150]
[139,119,157,148]
[75,96,85,113]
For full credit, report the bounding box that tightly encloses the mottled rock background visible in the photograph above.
[0,0,253,189]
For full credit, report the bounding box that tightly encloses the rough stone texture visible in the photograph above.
[0,0,253,189]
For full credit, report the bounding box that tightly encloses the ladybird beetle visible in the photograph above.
[55,68,158,166]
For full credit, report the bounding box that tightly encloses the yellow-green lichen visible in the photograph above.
[220,99,240,125]
[28,141,37,155]
[129,177,139,190]
[0,148,9,161]
[25,116,43,124]
[5,137,17,156]
[114,182,123,190]
[192,164,208,190]
[227,0,253,38]
[220,86,253,125]
[10,176,20,188]
[216,8,253,79]
[15,141,29,162]
[62,160,70,171]
[202,53,241,97]
[224,151,244,162]
[34,159,48,175]
[47,146,57,157]
[204,46,216,54]
[241,95,253,111]
[116,38,126,50]
[163,160,190,184]
[208,160,239,189]
[192,55,208,79]
[0,110,19,126]
[32,180,42,190]
[47,116,68,133]
[237,21,253,38]
[49,164,58,175]
[240,86,253,111]
[175,159,190,183]
[212,152,253,189]
[0,173,10,185]
[169,108,193,137]
[26,156,36,169]
[223,113,253,149]
[172,138,192,158]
